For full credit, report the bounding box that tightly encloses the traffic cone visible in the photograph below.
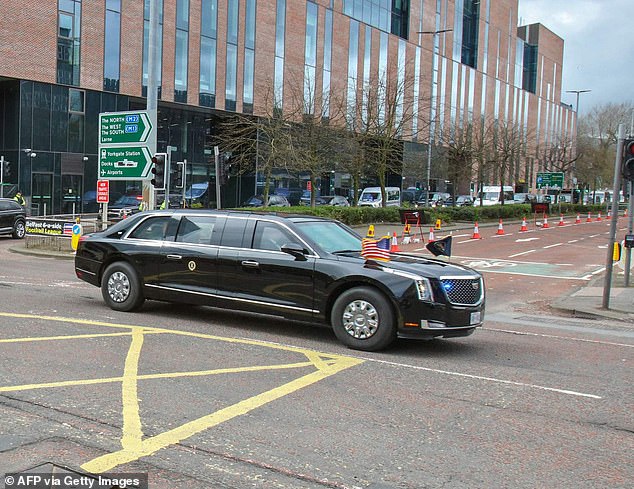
[596,212,602,221]
[542,214,550,228]
[586,212,592,222]
[428,227,435,242]
[496,218,505,235]
[520,217,528,232]
[367,224,375,238]
[625,208,629,218]
[607,209,612,220]
[558,214,565,226]
[575,213,581,224]
[402,223,412,244]
[471,221,481,239]
[390,232,400,252]
[435,218,442,230]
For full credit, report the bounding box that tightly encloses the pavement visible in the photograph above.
[10,217,634,323]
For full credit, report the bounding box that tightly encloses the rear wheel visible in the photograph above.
[101,262,145,312]
[331,287,396,351]
[12,220,25,239]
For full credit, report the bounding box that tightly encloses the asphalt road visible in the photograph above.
[0,224,632,489]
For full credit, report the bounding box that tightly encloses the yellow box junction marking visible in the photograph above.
[0,312,364,473]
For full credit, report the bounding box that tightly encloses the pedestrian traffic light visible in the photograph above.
[622,139,634,181]
[2,159,10,179]
[150,153,167,189]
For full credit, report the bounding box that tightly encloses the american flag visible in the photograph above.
[63,223,74,236]
[361,236,391,261]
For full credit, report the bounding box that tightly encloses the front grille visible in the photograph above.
[440,277,483,305]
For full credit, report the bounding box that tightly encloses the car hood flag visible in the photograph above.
[362,236,391,261]
[426,235,452,257]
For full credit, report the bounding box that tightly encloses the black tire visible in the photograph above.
[101,261,145,312]
[12,219,25,239]
[331,287,396,351]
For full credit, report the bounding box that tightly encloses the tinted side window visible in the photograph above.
[252,221,295,251]
[176,215,216,245]
[128,216,171,241]
[220,217,248,247]
[0,201,9,211]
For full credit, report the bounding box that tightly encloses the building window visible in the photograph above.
[522,43,537,94]
[225,0,239,111]
[322,9,333,118]
[243,0,256,113]
[341,0,400,38]
[175,0,189,103]
[391,0,409,39]
[461,0,479,69]
[57,0,82,86]
[274,0,286,112]
[199,0,217,107]
[68,88,84,153]
[142,0,163,98]
[346,19,359,127]
[303,1,318,114]
[104,0,121,92]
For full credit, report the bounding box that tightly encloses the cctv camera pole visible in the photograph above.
[602,124,625,309]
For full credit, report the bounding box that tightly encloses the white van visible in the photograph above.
[474,186,514,206]
[358,187,401,207]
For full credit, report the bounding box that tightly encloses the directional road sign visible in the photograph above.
[99,146,153,179]
[536,172,565,189]
[100,111,153,145]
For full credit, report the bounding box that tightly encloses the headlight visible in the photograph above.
[416,278,434,302]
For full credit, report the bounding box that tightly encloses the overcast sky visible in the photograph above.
[518,0,633,114]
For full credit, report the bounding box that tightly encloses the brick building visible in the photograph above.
[0,0,574,213]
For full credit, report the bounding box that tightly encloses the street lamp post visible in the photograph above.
[566,89,591,199]
[419,29,452,207]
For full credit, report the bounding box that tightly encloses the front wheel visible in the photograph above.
[101,262,145,312]
[331,287,396,351]
[12,220,25,239]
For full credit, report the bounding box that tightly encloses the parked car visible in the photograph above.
[74,210,485,351]
[417,192,450,207]
[273,187,302,206]
[0,198,26,239]
[243,194,291,208]
[443,195,474,207]
[358,187,401,207]
[513,193,533,204]
[312,195,350,207]
[299,189,312,206]
[108,194,143,219]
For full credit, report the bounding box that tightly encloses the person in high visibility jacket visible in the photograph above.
[159,199,166,210]
[138,200,148,211]
[13,191,26,207]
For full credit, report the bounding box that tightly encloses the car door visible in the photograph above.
[218,218,317,320]
[157,213,221,305]
[0,201,11,232]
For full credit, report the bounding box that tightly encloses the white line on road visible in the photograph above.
[508,249,537,258]
[484,327,634,349]
[543,243,563,249]
[568,240,579,243]
[354,356,602,399]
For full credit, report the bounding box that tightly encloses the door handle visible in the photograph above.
[166,254,182,260]
[241,260,260,268]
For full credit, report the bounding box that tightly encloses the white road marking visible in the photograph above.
[568,240,579,243]
[484,327,634,349]
[354,356,602,399]
[508,249,537,258]
[516,237,540,242]
[543,243,563,249]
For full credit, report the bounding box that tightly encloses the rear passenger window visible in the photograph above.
[176,216,216,244]
[128,216,171,241]
[220,217,248,247]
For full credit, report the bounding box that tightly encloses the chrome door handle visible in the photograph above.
[241,260,259,268]
[166,254,182,260]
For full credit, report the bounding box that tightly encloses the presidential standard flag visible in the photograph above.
[426,235,452,257]
[361,236,391,261]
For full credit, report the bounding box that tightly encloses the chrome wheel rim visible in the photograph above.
[107,271,130,303]
[342,299,378,339]
[15,223,25,238]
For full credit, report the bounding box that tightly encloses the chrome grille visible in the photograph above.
[440,277,483,305]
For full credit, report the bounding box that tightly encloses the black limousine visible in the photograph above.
[74,210,485,351]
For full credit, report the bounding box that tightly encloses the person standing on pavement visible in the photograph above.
[13,191,26,207]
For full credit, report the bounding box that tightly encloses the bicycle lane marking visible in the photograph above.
[452,256,600,280]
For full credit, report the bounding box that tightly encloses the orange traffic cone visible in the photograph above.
[472,221,481,239]
[597,212,602,221]
[607,209,612,220]
[625,208,629,218]
[542,215,550,228]
[390,232,400,252]
[520,217,528,232]
[575,213,581,224]
[558,214,565,226]
[428,227,435,242]
[586,212,592,222]
[496,219,505,235]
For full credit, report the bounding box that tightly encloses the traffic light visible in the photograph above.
[622,139,634,181]
[150,153,167,189]
[173,161,185,189]
[1,160,10,179]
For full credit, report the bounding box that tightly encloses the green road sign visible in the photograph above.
[100,111,152,144]
[99,146,153,179]
[536,172,565,189]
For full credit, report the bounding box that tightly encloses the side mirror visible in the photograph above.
[281,242,308,260]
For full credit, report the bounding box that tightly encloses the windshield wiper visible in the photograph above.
[331,249,361,255]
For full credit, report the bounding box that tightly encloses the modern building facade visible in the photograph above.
[0,0,574,214]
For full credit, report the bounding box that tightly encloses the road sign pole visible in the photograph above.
[603,124,625,309]
[214,146,221,210]
[0,155,4,199]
